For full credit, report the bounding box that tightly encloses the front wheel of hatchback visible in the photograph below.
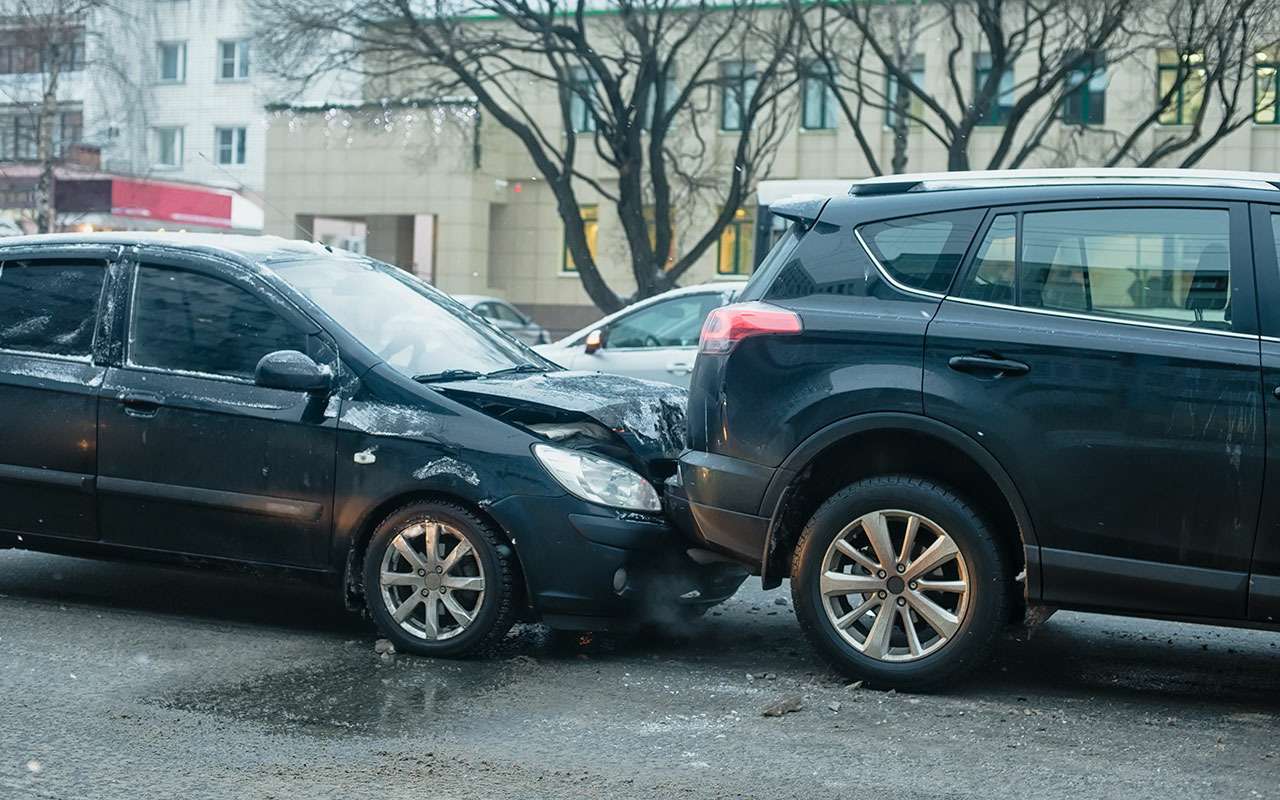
[363,500,516,657]
[791,476,1010,691]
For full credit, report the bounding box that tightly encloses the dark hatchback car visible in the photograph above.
[670,168,1280,689]
[0,233,745,655]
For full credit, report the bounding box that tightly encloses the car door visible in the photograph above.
[96,254,339,567]
[924,200,1262,620]
[0,251,111,541]
[1247,203,1280,623]
[582,292,724,385]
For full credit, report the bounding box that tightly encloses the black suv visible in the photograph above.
[0,233,745,656]
[671,168,1280,689]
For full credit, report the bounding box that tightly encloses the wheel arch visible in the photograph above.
[341,489,529,613]
[759,413,1039,603]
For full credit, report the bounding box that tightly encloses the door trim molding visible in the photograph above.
[1041,546,1247,619]
[0,463,93,491]
[97,476,323,522]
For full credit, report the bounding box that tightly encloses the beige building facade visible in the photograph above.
[263,32,1280,334]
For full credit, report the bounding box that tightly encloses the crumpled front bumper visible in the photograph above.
[486,493,748,631]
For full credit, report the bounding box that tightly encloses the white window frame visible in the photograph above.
[156,41,186,83]
[214,126,247,165]
[152,126,183,168]
[218,39,250,81]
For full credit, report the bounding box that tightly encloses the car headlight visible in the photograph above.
[532,444,661,513]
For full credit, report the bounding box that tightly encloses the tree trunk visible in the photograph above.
[36,68,59,234]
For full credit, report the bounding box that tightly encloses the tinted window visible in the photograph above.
[608,294,723,349]
[859,210,984,293]
[1019,208,1230,328]
[129,266,307,380]
[0,260,104,357]
[961,214,1016,304]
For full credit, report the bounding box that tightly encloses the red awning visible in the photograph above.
[110,178,234,228]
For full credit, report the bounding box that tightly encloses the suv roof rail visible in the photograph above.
[848,168,1280,196]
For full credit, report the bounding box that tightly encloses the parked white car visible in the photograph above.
[452,294,551,345]
[534,281,745,386]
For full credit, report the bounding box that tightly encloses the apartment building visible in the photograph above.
[0,0,273,232]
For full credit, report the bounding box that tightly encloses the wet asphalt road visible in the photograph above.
[0,549,1277,800]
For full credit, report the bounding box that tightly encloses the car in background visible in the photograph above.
[452,294,551,345]
[535,281,746,386]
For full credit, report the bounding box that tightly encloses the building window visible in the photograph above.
[1256,46,1280,123]
[801,62,837,130]
[215,126,247,165]
[641,74,678,130]
[0,26,83,75]
[886,55,926,127]
[562,205,599,273]
[568,66,596,133]
[974,53,1014,126]
[720,61,757,131]
[157,41,186,83]
[218,39,250,80]
[153,126,183,168]
[1062,50,1106,125]
[56,110,82,156]
[718,209,755,275]
[1158,48,1205,125]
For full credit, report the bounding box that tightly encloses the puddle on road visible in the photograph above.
[156,647,515,737]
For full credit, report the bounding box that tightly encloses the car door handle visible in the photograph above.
[948,354,1030,377]
[666,361,693,375]
[119,391,164,417]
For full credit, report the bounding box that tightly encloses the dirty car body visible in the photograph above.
[0,233,745,651]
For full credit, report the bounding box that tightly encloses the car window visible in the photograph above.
[859,210,984,293]
[608,294,721,349]
[960,214,1016,304]
[0,259,105,358]
[129,265,308,380]
[978,208,1232,330]
[473,302,495,319]
[491,302,525,325]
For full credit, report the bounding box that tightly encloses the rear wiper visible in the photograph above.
[485,364,550,377]
[413,369,484,383]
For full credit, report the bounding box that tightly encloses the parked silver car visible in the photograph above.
[534,281,744,387]
[453,295,551,345]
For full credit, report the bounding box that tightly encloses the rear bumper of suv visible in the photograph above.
[668,450,782,570]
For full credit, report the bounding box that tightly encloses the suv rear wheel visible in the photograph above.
[791,476,1009,690]
[363,500,516,657]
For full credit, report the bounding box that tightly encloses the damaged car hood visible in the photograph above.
[431,370,688,465]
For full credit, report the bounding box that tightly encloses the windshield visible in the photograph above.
[272,257,545,379]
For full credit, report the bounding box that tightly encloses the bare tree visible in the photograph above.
[810,0,1136,173]
[1101,0,1278,166]
[253,0,800,312]
[807,0,1278,175]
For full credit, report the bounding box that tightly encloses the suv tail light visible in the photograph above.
[699,302,802,355]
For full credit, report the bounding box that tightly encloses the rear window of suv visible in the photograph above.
[859,210,984,294]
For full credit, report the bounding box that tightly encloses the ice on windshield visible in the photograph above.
[271,258,539,378]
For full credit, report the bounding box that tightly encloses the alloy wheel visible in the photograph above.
[379,521,487,640]
[819,509,970,662]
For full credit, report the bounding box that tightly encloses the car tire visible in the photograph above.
[790,475,1010,691]
[363,500,516,657]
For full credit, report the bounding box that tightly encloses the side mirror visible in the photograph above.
[584,328,605,355]
[255,350,333,394]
